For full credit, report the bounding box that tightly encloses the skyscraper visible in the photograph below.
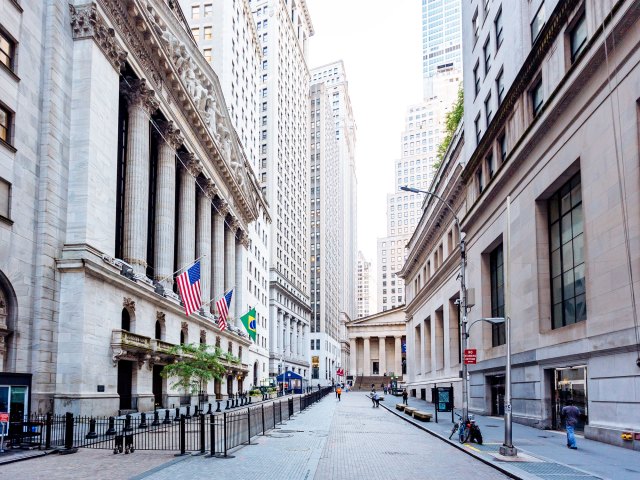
[357,251,373,319]
[422,0,462,97]
[309,61,357,386]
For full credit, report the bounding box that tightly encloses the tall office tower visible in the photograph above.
[356,251,372,319]
[422,0,462,97]
[308,82,341,386]
[376,70,460,312]
[182,0,271,388]
[310,62,357,323]
[250,0,314,380]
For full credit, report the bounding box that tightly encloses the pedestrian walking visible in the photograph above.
[370,388,376,407]
[402,388,408,405]
[373,390,380,408]
[383,385,388,395]
[336,386,342,401]
[561,400,581,449]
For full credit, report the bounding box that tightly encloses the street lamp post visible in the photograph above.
[400,185,469,422]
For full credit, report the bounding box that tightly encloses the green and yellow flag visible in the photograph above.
[240,307,257,341]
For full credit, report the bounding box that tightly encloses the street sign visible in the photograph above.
[0,413,7,423]
[464,348,477,364]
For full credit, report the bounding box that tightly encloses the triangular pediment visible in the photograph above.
[349,307,406,327]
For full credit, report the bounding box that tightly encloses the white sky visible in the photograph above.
[306,0,423,264]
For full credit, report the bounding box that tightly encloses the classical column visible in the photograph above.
[276,309,282,353]
[154,120,182,289]
[211,199,228,312]
[363,337,371,376]
[283,314,290,356]
[395,336,402,376]
[121,78,158,275]
[197,181,215,306]
[349,338,357,377]
[235,229,247,325]
[379,336,387,375]
[296,321,301,357]
[177,154,201,272]
[224,217,237,319]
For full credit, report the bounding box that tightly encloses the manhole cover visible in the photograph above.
[278,429,304,433]
[267,433,293,438]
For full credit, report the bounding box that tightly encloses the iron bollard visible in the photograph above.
[106,416,117,435]
[199,414,205,455]
[61,411,78,454]
[209,413,216,457]
[124,414,133,432]
[163,409,172,425]
[193,405,199,418]
[216,401,221,412]
[85,418,98,439]
[185,405,191,419]
[174,407,180,422]
[207,403,212,414]
[225,399,230,410]
[138,412,148,429]
[178,415,186,456]
[45,412,52,448]
[151,410,160,426]
[248,395,252,404]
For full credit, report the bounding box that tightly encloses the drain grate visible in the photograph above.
[516,462,600,479]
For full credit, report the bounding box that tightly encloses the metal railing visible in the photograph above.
[5,387,332,456]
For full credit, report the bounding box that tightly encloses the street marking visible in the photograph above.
[465,445,480,452]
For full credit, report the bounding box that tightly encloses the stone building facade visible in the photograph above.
[0,0,266,416]
[402,0,640,448]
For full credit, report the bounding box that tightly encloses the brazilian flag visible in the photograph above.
[240,307,257,341]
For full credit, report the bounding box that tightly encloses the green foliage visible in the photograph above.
[223,351,240,364]
[161,343,226,394]
[435,86,464,166]
[248,389,261,396]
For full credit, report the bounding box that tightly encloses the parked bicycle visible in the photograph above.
[448,413,483,444]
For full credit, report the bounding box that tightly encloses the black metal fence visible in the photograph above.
[5,387,332,456]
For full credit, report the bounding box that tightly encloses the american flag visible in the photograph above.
[176,261,202,316]
[216,289,233,331]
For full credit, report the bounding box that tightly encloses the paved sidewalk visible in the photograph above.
[139,391,510,480]
[381,394,640,480]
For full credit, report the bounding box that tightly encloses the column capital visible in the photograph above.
[121,77,159,113]
[237,228,249,247]
[214,198,229,217]
[201,178,218,199]
[69,3,128,71]
[227,215,240,232]
[156,119,183,149]
[182,153,203,176]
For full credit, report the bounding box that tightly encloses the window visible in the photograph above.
[0,178,9,220]
[474,114,482,144]
[569,12,587,62]
[486,153,495,179]
[472,8,479,45]
[0,104,11,145]
[498,133,507,163]
[490,245,506,346]
[473,62,480,96]
[476,167,484,194]
[310,339,314,350]
[531,3,546,44]
[531,78,544,116]
[495,6,504,49]
[203,3,213,17]
[0,29,15,71]
[549,173,586,329]
[203,48,212,63]
[483,37,492,75]
[191,5,200,20]
[204,26,212,40]
[191,27,200,39]
[485,91,493,124]
[496,69,505,105]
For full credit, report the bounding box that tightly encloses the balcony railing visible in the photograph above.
[111,329,152,352]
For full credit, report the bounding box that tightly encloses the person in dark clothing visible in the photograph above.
[561,400,580,449]
[402,389,408,405]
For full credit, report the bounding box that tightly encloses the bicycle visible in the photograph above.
[448,413,469,443]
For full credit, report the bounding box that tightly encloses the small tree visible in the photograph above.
[161,343,227,396]
[435,85,464,168]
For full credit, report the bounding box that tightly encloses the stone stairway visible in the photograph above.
[352,376,402,391]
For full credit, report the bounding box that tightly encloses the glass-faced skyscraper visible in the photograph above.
[422,0,462,97]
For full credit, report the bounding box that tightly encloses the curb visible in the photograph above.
[376,397,525,480]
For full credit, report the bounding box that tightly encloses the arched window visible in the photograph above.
[180,330,185,345]
[121,308,131,331]
[155,321,162,340]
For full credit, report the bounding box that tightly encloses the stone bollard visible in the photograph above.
[124,414,133,432]
[85,418,98,439]
[163,409,172,425]
[151,410,160,426]
[138,412,148,429]
[106,416,116,435]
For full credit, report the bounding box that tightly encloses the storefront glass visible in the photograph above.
[553,366,588,432]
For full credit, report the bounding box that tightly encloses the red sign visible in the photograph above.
[0,413,8,423]
[336,368,344,377]
[464,349,477,365]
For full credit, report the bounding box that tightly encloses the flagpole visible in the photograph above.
[156,254,209,284]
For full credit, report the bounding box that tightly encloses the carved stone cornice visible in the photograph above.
[156,119,183,149]
[69,2,128,71]
[121,77,159,113]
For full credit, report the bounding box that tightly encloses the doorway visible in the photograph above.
[226,375,233,397]
[117,361,133,410]
[152,364,164,408]
[552,366,588,432]
[489,374,505,416]
[372,361,379,375]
